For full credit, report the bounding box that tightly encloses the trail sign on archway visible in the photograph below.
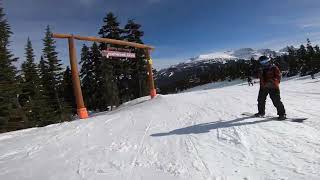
[52,33,156,119]
[101,47,136,58]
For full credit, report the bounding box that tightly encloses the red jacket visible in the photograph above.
[259,65,281,89]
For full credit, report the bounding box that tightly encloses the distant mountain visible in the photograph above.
[157,48,282,76]
[189,48,282,63]
[155,48,286,93]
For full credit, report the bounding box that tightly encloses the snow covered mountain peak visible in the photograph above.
[193,52,236,61]
[192,48,280,62]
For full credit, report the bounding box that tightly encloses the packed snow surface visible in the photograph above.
[1,76,320,180]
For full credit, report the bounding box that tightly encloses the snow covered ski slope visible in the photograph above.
[0,76,320,180]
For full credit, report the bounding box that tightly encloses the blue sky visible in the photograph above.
[3,0,320,69]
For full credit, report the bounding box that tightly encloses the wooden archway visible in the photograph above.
[52,33,156,119]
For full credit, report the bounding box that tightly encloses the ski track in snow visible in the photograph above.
[0,76,320,180]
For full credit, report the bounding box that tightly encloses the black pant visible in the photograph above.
[258,88,286,116]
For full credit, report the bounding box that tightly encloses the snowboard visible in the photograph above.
[241,112,307,123]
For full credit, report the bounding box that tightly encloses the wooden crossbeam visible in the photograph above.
[52,33,154,50]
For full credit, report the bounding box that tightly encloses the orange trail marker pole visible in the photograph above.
[68,35,88,119]
[146,50,157,98]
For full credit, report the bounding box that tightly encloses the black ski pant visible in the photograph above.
[257,87,286,116]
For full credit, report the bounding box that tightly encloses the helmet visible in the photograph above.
[258,56,271,66]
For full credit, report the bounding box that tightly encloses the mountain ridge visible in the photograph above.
[163,47,285,71]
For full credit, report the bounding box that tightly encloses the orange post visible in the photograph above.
[146,50,157,98]
[68,36,89,119]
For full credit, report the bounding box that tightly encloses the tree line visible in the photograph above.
[0,6,150,133]
[157,60,252,94]
[273,39,320,77]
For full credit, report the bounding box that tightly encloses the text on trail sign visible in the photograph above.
[101,47,136,58]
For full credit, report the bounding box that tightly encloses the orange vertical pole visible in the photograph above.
[68,35,89,119]
[145,49,157,98]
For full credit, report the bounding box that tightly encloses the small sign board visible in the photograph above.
[101,47,136,58]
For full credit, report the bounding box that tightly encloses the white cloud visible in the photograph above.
[298,20,320,29]
[268,15,320,29]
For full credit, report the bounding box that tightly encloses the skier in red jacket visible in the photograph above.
[255,56,286,120]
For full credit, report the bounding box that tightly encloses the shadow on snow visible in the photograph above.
[150,116,273,137]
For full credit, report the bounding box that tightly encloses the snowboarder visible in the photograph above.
[255,56,286,120]
[247,76,254,86]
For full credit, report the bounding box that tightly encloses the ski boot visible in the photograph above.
[277,114,287,121]
[254,113,265,117]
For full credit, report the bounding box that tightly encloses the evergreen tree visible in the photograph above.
[311,45,320,72]
[297,45,307,60]
[62,66,76,114]
[21,38,39,98]
[0,7,26,132]
[306,39,315,57]
[79,44,96,110]
[285,46,298,76]
[20,38,47,127]
[123,19,148,99]
[42,26,69,122]
[91,42,116,111]
[297,45,308,75]
[39,56,50,91]
[123,19,144,44]
[98,12,122,110]
[314,45,320,55]
[306,39,315,72]
[36,57,59,125]
[99,12,123,45]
